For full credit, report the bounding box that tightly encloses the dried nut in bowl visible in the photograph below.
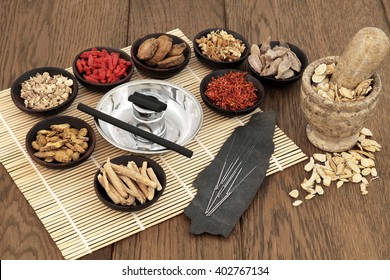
[247,39,308,86]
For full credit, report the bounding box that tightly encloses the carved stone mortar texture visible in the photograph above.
[300,56,381,152]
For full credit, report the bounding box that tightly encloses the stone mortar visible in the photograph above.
[300,56,381,152]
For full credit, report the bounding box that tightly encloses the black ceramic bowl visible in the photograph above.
[72,46,134,93]
[193,28,250,69]
[248,41,308,86]
[11,67,78,116]
[200,69,265,116]
[25,115,96,169]
[93,155,166,212]
[131,33,191,79]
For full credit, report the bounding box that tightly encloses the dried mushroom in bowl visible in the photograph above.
[131,33,191,79]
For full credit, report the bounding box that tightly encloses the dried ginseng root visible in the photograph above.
[311,62,373,102]
[289,128,380,207]
[97,158,163,206]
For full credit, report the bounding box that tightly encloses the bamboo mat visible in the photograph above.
[0,29,307,260]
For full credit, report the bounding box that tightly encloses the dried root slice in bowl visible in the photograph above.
[25,115,96,169]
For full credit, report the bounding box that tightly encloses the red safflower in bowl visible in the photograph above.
[200,69,265,116]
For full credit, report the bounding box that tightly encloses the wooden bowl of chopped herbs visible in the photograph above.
[11,67,78,116]
[194,28,250,69]
[25,115,96,169]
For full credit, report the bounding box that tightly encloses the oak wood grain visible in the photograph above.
[127,0,225,42]
[0,0,129,260]
[0,0,129,90]
[1,0,389,260]
[227,0,390,259]
[0,163,63,259]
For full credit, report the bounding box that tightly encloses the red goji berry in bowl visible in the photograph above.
[72,46,134,93]
[199,69,265,116]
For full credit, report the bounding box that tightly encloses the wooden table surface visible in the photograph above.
[1,0,389,260]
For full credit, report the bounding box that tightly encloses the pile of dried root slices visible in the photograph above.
[290,128,380,207]
[311,63,373,102]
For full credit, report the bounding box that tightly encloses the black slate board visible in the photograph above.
[184,111,276,237]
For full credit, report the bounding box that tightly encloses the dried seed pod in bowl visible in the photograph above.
[248,37,308,86]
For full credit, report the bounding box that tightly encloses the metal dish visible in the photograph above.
[95,80,203,154]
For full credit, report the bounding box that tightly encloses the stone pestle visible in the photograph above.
[330,27,390,89]
[300,27,390,152]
